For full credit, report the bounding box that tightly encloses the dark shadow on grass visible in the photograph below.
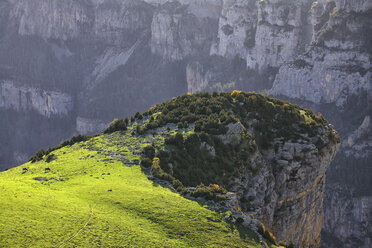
[139,165,259,242]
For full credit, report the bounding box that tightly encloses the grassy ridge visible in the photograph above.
[0,136,261,248]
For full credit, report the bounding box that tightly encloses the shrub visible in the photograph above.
[191,184,228,201]
[258,224,277,245]
[151,157,175,182]
[104,119,127,134]
[236,217,244,224]
[141,158,153,168]
[29,149,46,163]
[231,90,243,98]
[165,133,184,148]
[142,145,155,160]
[29,134,90,163]
[136,125,145,135]
[135,112,143,120]
[46,154,57,163]
[171,179,184,191]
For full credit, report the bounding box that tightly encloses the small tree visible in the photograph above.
[104,119,127,134]
[142,145,155,159]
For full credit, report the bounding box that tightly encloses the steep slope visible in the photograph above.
[1,92,339,248]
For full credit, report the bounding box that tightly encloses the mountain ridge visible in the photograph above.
[5,92,340,248]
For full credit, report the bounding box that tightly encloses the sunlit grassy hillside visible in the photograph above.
[0,131,261,248]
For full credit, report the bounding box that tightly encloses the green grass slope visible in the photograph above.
[0,133,261,248]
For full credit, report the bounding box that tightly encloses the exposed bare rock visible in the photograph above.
[0,81,73,117]
[186,62,212,93]
[150,1,220,61]
[92,0,153,45]
[255,0,313,71]
[212,0,258,65]
[218,122,245,144]
[10,0,91,40]
[344,116,371,150]
[232,129,340,247]
[270,3,372,107]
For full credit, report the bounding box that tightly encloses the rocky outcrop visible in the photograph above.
[140,92,340,248]
[0,81,73,117]
[232,127,340,247]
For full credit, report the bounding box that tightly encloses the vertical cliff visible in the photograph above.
[269,1,372,247]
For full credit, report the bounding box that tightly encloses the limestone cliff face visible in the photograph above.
[186,62,212,93]
[150,1,220,61]
[267,1,372,247]
[255,0,313,71]
[10,0,153,44]
[212,0,257,62]
[228,124,340,247]
[270,1,372,107]
[342,116,372,157]
[76,117,109,135]
[323,184,372,248]
[213,0,313,71]
[0,81,73,117]
[10,0,91,41]
[93,0,153,46]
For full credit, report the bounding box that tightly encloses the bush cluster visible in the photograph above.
[190,184,228,201]
[149,157,228,201]
[159,132,257,189]
[140,92,328,148]
[104,119,128,134]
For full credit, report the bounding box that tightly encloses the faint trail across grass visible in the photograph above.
[58,208,93,248]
